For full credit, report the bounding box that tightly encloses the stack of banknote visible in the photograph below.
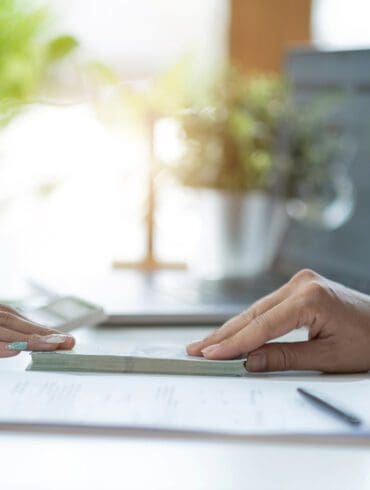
[29,344,247,377]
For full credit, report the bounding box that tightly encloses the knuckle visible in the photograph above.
[274,346,297,371]
[239,308,255,324]
[291,268,318,284]
[239,309,250,319]
[28,334,40,344]
[253,314,272,340]
[302,281,329,304]
[233,309,248,321]
[0,312,12,325]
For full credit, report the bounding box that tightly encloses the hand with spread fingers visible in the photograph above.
[0,304,75,358]
[187,269,370,373]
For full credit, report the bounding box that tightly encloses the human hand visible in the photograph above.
[0,303,75,358]
[187,269,370,373]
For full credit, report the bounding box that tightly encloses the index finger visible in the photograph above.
[0,311,57,335]
[0,312,75,350]
[187,280,293,356]
[202,295,306,360]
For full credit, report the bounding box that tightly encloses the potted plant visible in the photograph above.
[279,100,356,230]
[163,68,289,279]
[0,0,78,125]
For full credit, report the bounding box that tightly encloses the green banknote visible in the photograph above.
[29,344,247,377]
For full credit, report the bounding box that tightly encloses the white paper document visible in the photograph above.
[0,372,369,437]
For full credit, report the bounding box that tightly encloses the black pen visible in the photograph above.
[297,387,363,427]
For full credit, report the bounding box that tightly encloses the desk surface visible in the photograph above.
[1,324,370,490]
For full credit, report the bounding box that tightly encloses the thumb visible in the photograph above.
[245,340,330,372]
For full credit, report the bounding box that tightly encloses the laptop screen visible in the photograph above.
[277,49,370,287]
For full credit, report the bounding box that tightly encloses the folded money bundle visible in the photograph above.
[28,344,247,377]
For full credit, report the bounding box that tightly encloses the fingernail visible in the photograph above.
[201,343,221,356]
[188,340,204,349]
[7,341,28,351]
[39,334,69,344]
[246,352,267,372]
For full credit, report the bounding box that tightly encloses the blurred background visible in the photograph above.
[1,0,370,300]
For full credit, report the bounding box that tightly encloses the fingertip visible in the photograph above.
[245,351,267,372]
[5,351,21,358]
[201,343,228,359]
[186,345,194,356]
[201,341,243,360]
[186,340,205,356]
[0,349,21,358]
[59,336,75,350]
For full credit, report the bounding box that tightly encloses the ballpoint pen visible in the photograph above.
[297,387,363,427]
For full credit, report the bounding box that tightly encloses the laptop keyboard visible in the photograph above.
[154,273,287,307]
[154,269,370,308]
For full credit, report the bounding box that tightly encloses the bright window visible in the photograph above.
[0,0,229,287]
[312,0,370,48]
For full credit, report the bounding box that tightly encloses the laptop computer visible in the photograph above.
[31,48,370,326]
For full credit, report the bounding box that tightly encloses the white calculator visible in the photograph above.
[23,296,107,332]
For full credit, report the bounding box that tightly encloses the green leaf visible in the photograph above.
[84,61,120,85]
[0,1,79,126]
[47,35,78,61]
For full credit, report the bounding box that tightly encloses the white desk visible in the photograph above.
[1,324,370,490]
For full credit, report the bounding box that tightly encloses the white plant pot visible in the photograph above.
[189,189,289,280]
